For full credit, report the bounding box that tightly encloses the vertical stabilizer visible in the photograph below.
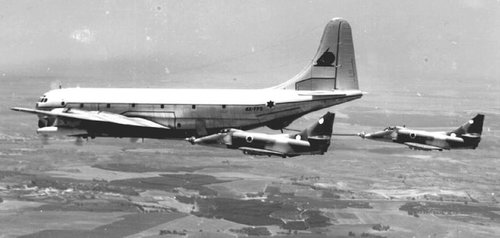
[273,18,358,91]
[294,112,335,141]
[450,114,485,136]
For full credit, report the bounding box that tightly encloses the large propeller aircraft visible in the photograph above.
[359,114,485,151]
[12,18,362,141]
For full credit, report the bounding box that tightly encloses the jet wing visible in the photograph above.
[238,147,287,158]
[404,142,444,151]
[11,107,169,129]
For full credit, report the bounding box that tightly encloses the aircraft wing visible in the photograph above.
[238,147,287,158]
[11,107,169,129]
[404,142,444,151]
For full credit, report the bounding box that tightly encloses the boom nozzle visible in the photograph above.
[358,132,368,139]
[185,136,196,145]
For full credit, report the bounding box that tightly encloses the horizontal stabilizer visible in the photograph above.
[297,90,364,97]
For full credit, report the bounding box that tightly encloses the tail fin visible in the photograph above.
[450,114,485,136]
[273,18,358,91]
[293,112,335,141]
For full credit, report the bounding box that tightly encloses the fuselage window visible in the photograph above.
[222,105,226,109]
[106,103,110,108]
[192,105,196,109]
[80,103,84,108]
[409,133,416,139]
[131,103,136,108]
[160,104,164,109]
[61,101,65,106]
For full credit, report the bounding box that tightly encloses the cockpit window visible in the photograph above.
[39,95,47,103]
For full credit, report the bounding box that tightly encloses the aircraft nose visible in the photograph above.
[363,131,389,139]
[358,132,368,139]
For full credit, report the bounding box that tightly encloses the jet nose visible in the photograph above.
[361,130,390,140]
[188,133,226,145]
[368,131,385,138]
[358,132,368,139]
[362,133,371,139]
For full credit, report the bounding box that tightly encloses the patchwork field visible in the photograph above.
[1,73,500,238]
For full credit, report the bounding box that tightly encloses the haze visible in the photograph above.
[0,0,498,88]
[0,0,499,121]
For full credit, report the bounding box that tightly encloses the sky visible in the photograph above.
[0,0,499,91]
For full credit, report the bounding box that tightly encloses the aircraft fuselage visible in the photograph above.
[188,112,335,157]
[14,18,364,141]
[35,88,361,138]
[395,129,470,150]
[190,130,317,157]
[362,126,481,150]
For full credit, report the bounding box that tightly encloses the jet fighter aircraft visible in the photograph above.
[186,112,335,158]
[359,114,484,151]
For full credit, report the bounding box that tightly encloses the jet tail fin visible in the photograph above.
[273,18,358,91]
[293,112,335,141]
[450,114,485,136]
[298,112,335,154]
